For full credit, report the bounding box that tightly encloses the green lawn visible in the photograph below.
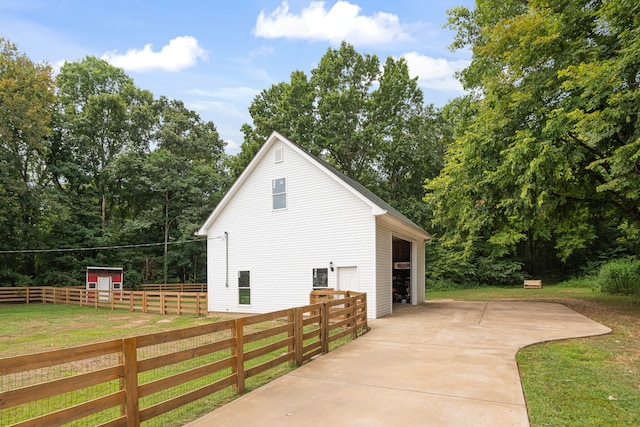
[426,283,640,426]
[3,286,639,426]
[0,304,218,357]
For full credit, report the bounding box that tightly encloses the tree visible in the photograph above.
[309,42,381,181]
[115,97,226,283]
[52,57,156,234]
[0,38,55,284]
[229,71,314,180]
[426,0,640,281]
[369,57,447,226]
[237,42,446,228]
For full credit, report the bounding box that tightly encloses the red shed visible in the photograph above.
[86,266,123,300]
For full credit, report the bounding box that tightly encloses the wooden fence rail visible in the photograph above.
[0,293,368,427]
[138,283,206,292]
[0,287,208,316]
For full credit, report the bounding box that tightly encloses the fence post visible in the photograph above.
[350,296,357,339]
[362,296,368,333]
[321,303,329,354]
[234,318,246,394]
[287,309,295,357]
[122,337,140,427]
[294,307,304,366]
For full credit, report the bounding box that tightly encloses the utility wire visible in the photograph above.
[0,238,207,254]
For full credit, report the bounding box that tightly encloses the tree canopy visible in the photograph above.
[236,41,450,227]
[1,49,227,286]
[0,38,55,284]
[425,0,639,282]
[2,2,638,289]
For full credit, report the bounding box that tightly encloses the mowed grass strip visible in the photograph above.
[427,283,640,426]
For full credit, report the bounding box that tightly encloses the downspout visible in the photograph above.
[225,231,228,287]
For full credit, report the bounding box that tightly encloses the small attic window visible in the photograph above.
[275,147,284,163]
[272,178,286,210]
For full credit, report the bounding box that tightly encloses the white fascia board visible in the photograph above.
[378,214,431,241]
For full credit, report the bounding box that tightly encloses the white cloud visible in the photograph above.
[401,52,469,91]
[101,36,208,72]
[254,1,411,45]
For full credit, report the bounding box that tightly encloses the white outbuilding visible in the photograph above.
[197,131,430,319]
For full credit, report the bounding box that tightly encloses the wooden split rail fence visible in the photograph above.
[0,292,368,427]
[138,284,206,292]
[0,287,208,316]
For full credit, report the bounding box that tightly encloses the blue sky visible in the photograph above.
[1,0,474,153]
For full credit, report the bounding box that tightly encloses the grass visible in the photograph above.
[0,303,356,427]
[8,286,634,426]
[0,303,218,357]
[426,282,640,426]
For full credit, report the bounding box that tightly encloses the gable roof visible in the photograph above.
[197,131,431,239]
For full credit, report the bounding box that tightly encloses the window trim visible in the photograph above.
[238,270,251,305]
[312,267,329,289]
[272,177,287,210]
[275,147,284,163]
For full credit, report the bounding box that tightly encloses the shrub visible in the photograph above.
[557,276,599,290]
[475,257,525,286]
[597,258,640,296]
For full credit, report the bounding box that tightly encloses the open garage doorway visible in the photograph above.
[392,236,412,305]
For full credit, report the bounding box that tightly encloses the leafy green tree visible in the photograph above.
[52,56,156,234]
[237,42,447,228]
[229,71,314,180]
[115,97,226,283]
[0,48,227,286]
[0,38,55,284]
[369,57,448,226]
[426,0,639,282]
[309,42,381,181]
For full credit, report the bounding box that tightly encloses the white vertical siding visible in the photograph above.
[206,140,377,317]
[375,221,393,318]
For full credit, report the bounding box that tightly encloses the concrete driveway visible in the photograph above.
[186,301,611,427]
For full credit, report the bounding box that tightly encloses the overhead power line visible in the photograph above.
[0,238,207,254]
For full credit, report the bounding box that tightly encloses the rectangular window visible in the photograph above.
[313,268,328,289]
[272,178,286,210]
[275,147,284,163]
[238,270,250,305]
